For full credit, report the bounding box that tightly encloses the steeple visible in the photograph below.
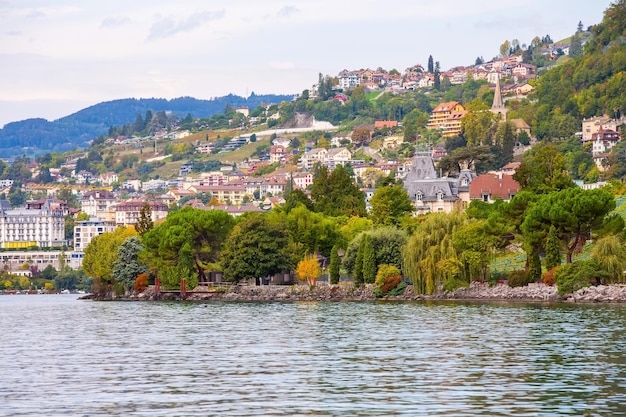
[491,73,508,120]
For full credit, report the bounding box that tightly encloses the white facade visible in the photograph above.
[80,190,117,218]
[0,200,66,249]
[73,217,117,252]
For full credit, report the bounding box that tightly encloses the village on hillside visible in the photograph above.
[0,18,624,294]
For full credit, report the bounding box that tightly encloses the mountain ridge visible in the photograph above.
[0,94,296,158]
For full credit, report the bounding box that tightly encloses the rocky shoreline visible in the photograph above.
[97,282,626,304]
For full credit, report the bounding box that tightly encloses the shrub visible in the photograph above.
[507,270,535,288]
[542,267,556,286]
[381,275,403,294]
[134,273,149,292]
[554,260,611,296]
[442,277,469,292]
[388,281,407,296]
[375,264,401,287]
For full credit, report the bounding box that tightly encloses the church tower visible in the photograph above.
[491,73,508,120]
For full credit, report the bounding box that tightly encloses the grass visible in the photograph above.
[205,136,272,163]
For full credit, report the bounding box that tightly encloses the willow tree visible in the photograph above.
[403,213,467,294]
[591,235,626,283]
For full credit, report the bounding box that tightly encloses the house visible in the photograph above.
[426,101,467,137]
[75,170,95,184]
[590,128,620,155]
[167,189,195,202]
[263,196,286,208]
[331,134,351,147]
[469,174,520,203]
[403,153,476,214]
[260,177,287,197]
[80,190,117,218]
[501,162,521,176]
[200,185,248,205]
[179,161,194,176]
[582,115,626,142]
[272,137,292,148]
[98,172,118,186]
[292,172,313,190]
[338,70,361,89]
[269,145,286,163]
[300,148,329,170]
[114,200,168,226]
[196,142,215,154]
[327,147,352,163]
[174,130,191,139]
[509,118,531,138]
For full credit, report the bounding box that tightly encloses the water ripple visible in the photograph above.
[1,296,626,416]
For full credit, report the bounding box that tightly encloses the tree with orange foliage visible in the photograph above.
[296,253,321,286]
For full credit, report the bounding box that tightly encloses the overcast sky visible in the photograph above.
[0,0,609,127]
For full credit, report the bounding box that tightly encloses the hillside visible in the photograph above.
[0,93,295,159]
[532,1,626,138]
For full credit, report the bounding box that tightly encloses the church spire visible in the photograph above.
[491,73,508,120]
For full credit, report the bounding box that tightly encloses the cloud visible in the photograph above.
[277,6,299,17]
[101,16,132,29]
[147,9,225,40]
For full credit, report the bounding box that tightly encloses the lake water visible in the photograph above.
[1,294,626,416]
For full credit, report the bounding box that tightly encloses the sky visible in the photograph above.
[0,0,610,128]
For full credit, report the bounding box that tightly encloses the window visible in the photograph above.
[437,191,444,201]
[482,194,489,202]
[415,192,423,201]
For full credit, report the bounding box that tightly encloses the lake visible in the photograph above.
[1,294,626,416]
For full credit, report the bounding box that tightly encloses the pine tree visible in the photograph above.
[329,244,340,285]
[544,225,562,271]
[362,235,376,284]
[528,249,542,282]
[427,55,434,73]
[353,238,365,285]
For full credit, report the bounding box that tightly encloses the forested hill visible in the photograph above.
[532,1,626,139]
[0,93,295,158]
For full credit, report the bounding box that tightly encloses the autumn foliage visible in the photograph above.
[296,254,321,286]
[134,273,149,293]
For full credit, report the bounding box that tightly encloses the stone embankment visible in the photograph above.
[566,284,626,303]
[120,282,626,303]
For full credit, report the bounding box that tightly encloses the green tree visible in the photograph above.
[591,235,626,283]
[522,187,615,264]
[142,207,234,282]
[283,189,314,213]
[461,110,498,146]
[403,213,467,294]
[37,167,53,184]
[329,244,340,284]
[427,55,434,73]
[311,165,365,217]
[544,225,562,271]
[221,213,292,284]
[353,238,365,285]
[369,184,414,226]
[362,234,376,284]
[513,144,574,193]
[112,236,149,291]
[83,226,137,296]
[343,227,408,276]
